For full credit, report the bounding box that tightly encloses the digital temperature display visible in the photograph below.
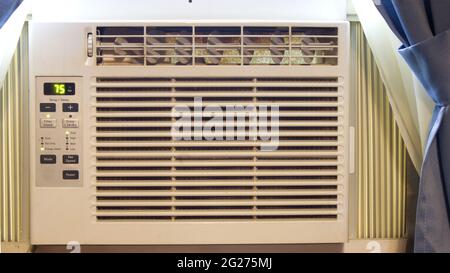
[44,83,75,96]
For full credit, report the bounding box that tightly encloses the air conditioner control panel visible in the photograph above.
[35,77,83,187]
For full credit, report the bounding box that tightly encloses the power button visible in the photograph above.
[63,170,79,180]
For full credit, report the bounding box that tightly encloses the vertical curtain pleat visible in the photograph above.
[375,0,450,253]
[429,0,450,34]
[353,22,407,239]
[390,0,433,45]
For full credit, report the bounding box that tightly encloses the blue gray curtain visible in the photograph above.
[0,0,23,28]
[374,0,450,252]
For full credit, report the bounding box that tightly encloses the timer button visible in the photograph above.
[40,118,57,128]
[40,103,56,112]
[62,119,79,128]
[63,103,78,112]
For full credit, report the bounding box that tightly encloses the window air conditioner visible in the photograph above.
[30,21,350,245]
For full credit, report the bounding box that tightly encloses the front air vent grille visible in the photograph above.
[92,77,344,222]
[95,26,339,66]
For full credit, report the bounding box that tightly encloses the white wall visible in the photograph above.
[31,0,347,21]
[347,0,356,16]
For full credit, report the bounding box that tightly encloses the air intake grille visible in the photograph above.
[95,26,339,66]
[92,77,344,222]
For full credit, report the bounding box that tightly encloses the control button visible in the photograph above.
[40,103,56,112]
[40,118,57,128]
[62,103,78,112]
[63,170,79,180]
[40,154,56,164]
[63,155,79,164]
[62,119,79,128]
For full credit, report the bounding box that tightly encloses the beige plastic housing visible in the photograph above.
[29,21,349,245]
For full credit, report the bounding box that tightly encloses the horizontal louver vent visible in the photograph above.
[95,26,338,66]
[92,77,344,222]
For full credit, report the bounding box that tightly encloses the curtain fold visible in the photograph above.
[374,0,450,252]
[0,0,23,29]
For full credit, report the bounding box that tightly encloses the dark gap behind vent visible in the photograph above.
[96,205,337,211]
[97,26,144,35]
[96,87,172,92]
[95,182,338,189]
[96,107,172,112]
[97,157,171,161]
[96,215,338,221]
[147,26,193,35]
[257,77,338,82]
[97,77,172,83]
[96,77,338,83]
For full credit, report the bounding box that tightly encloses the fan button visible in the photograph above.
[63,155,79,164]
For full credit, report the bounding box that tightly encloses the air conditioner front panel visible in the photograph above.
[29,22,349,245]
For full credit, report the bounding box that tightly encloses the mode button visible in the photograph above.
[40,155,56,164]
